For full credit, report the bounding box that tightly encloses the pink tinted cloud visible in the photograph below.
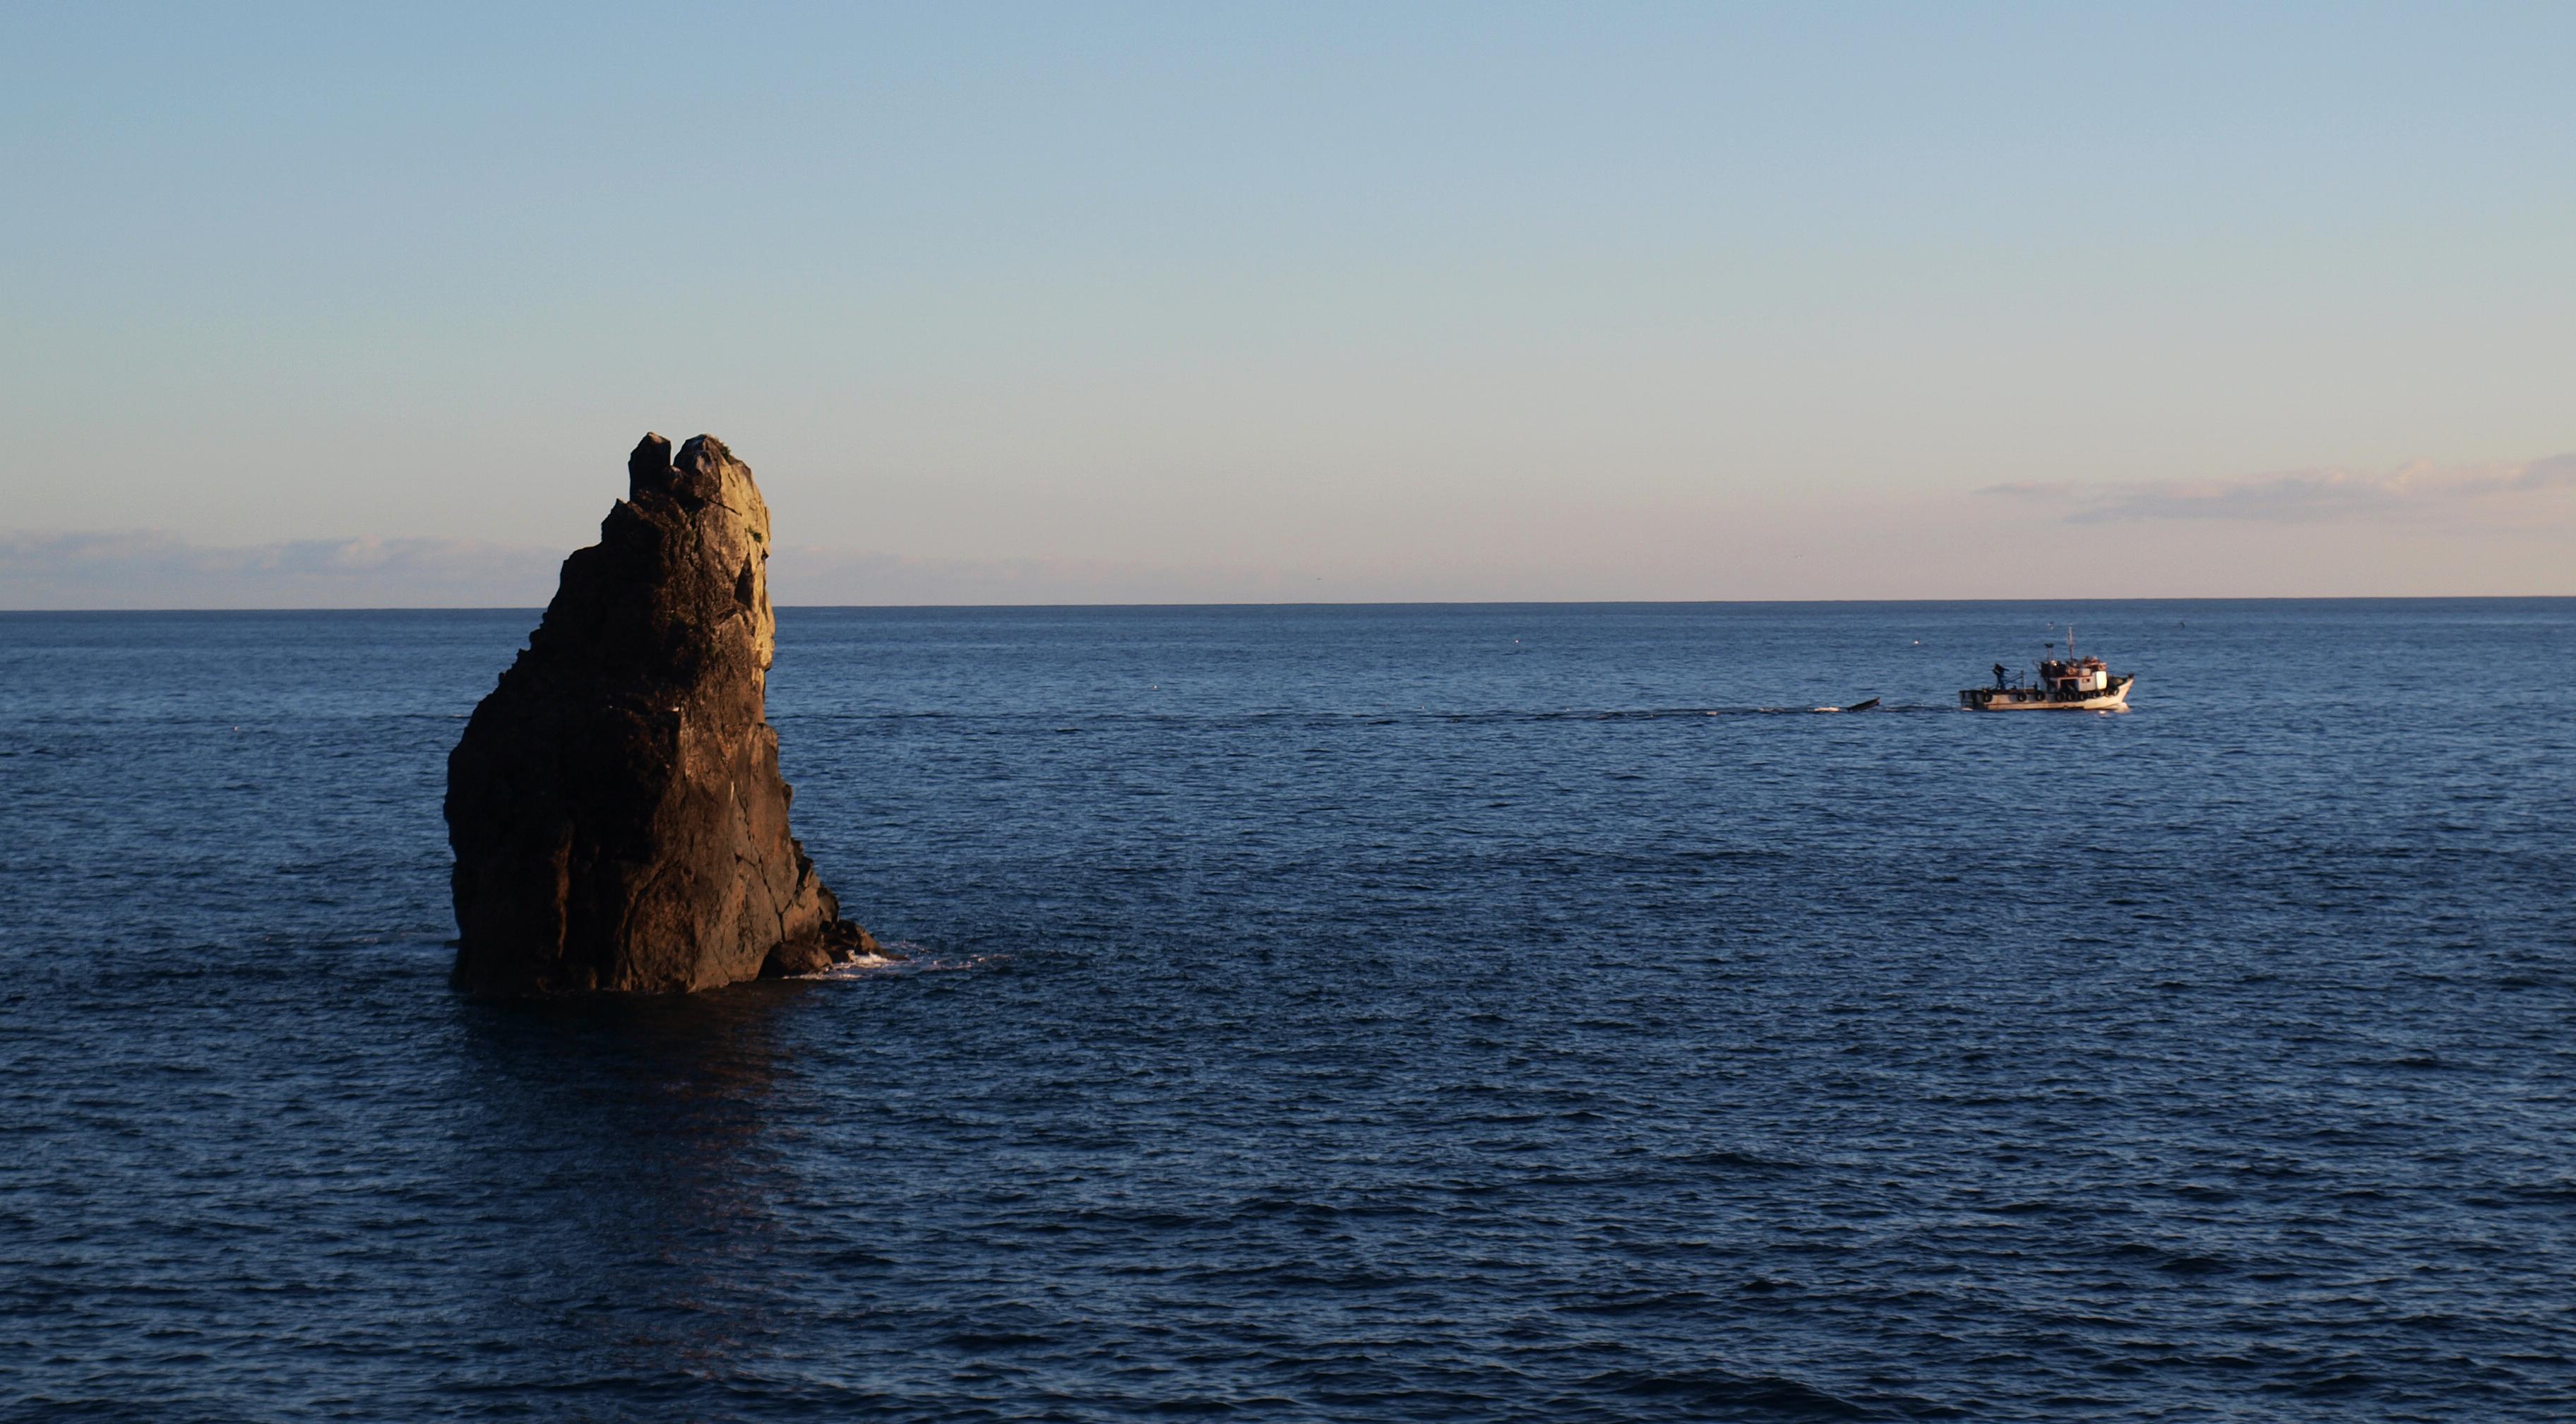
[1982,453,2576,523]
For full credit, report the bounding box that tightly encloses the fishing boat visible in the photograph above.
[1960,628,2134,711]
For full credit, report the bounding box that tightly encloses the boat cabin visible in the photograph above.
[2039,655,2111,696]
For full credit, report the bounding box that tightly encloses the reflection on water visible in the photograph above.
[447,982,817,1396]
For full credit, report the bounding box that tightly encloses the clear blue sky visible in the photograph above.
[5,2,2572,605]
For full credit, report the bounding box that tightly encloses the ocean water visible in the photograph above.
[2,600,2571,1422]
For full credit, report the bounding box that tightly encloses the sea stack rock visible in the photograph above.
[445,433,875,996]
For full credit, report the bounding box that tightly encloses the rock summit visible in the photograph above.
[445,433,875,996]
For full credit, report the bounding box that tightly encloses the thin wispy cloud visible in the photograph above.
[1983,453,2576,524]
[0,530,568,609]
[13,453,2576,608]
[768,545,1319,606]
[0,530,1304,610]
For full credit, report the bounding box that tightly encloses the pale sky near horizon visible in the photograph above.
[4,2,2572,606]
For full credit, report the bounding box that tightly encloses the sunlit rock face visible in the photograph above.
[445,432,873,996]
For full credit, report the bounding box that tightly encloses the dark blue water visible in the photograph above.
[4,601,2572,1421]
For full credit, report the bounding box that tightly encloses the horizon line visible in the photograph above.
[7,593,2574,616]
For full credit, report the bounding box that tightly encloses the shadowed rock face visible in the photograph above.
[445,433,874,997]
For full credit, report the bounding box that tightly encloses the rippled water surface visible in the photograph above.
[4,600,2572,1421]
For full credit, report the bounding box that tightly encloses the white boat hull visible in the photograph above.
[1960,675,2135,711]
